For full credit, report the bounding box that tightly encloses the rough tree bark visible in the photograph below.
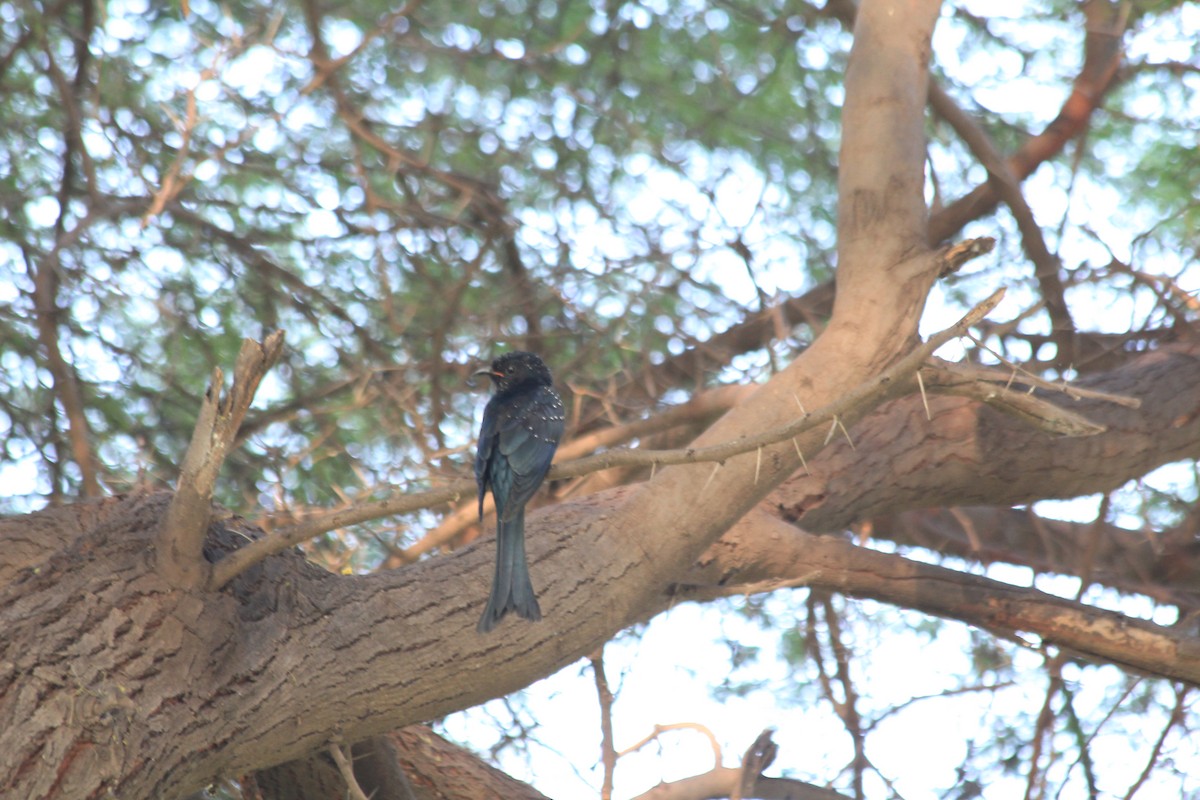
[2,1,1196,799]
[249,726,552,800]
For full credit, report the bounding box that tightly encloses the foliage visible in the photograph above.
[1,0,1198,797]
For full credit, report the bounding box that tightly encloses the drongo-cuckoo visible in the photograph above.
[473,351,564,633]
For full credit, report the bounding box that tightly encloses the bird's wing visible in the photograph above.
[496,387,564,519]
[475,400,500,519]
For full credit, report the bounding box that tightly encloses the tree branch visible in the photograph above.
[869,506,1200,608]
[677,511,1200,685]
[629,727,850,800]
[928,82,1076,365]
[8,345,1199,795]
[592,648,617,800]
[633,767,849,800]
[255,727,542,800]
[8,341,1198,794]
[927,0,1127,244]
[210,288,1005,589]
[620,722,723,762]
[837,0,941,274]
[769,341,1200,535]
[328,743,372,800]
[921,359,1119,437]
[157,331,284,588]
[29,247,101,499]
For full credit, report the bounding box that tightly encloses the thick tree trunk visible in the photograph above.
[3,495,230,797]
[0,495,345,797]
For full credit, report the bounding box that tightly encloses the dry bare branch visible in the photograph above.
[618,723,722,763]
[328,743,372,800]
[679,512,1200,685]
[922,364,1110,437]
[157,331,284,588]
[628,726,850,800]
[592,649,617,800]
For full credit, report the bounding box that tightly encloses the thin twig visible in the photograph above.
[821,595,866,798]
[591,649,617,800]
[964,337,1142,407]
[31,252,101,498]
[1121,685,1190,800]
[617,722,723,764]
[925,369,1108,437]
[328,742,372,800]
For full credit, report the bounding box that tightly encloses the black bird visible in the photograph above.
[473,351,564,633]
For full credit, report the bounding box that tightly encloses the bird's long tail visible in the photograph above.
[477,506,542,633]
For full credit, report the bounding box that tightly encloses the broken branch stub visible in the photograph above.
[156,331,285,589]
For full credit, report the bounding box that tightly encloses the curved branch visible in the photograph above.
[928,82,1076,366]
[927,0,1127,244]
[29,248,101,498]
[633,767,847,800]
[870,506,1200,608]
[678,511,1200,685]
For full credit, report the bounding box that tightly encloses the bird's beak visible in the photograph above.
[471,367,499,388]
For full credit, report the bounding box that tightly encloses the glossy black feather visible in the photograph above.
[474,351,564,633]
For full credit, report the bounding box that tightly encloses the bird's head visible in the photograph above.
[473,351,554,393]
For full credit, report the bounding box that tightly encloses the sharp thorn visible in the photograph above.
[824,417,838,446]
[917,369,931,421]
[792,437,809,475]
